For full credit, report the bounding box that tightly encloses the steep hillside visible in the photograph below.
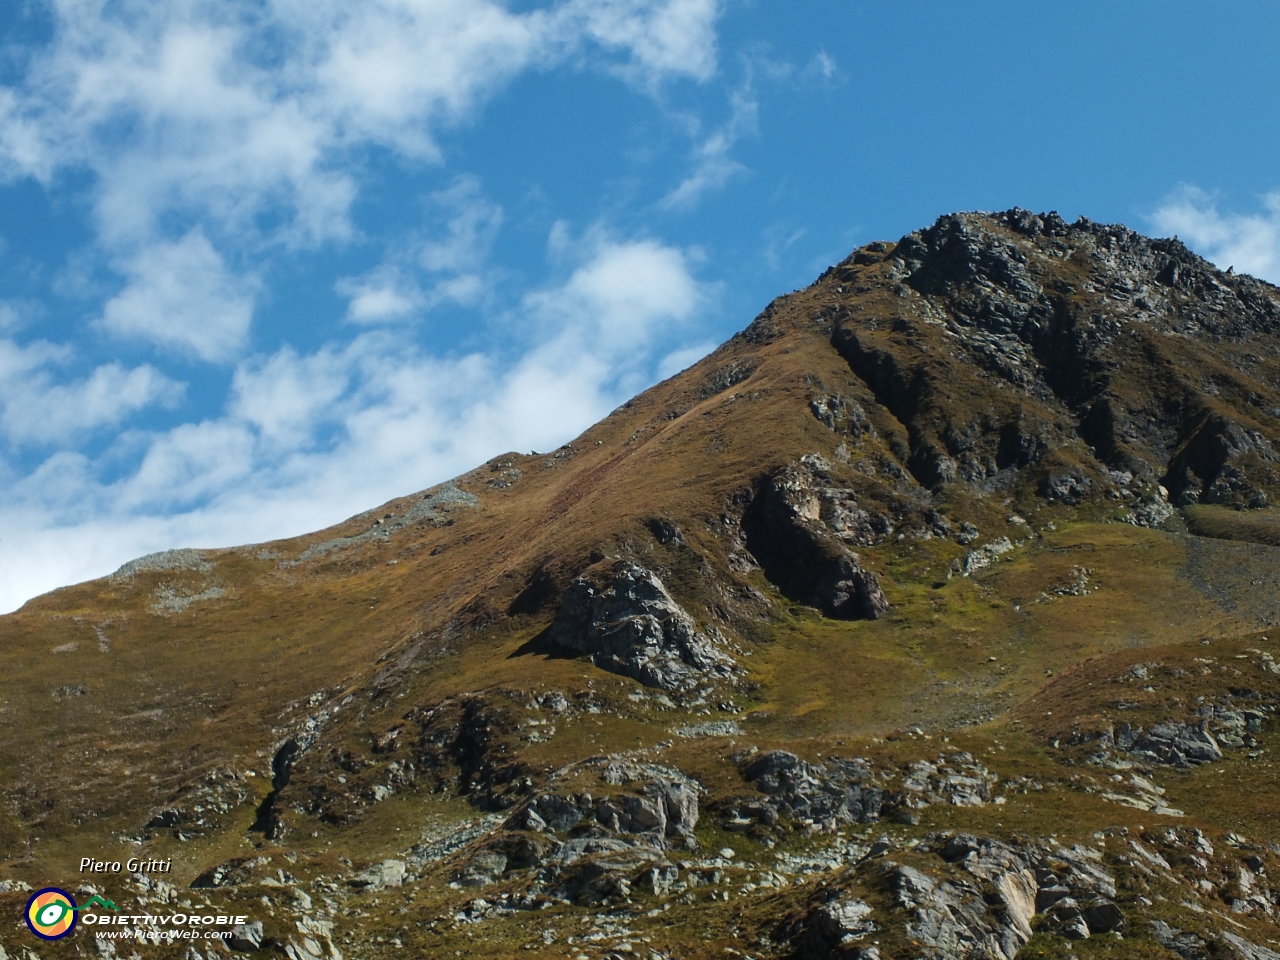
[3,210,1280,960]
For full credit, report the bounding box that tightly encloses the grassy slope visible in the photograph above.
[2,233,1279,957]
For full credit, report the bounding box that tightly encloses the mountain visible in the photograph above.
[3,209,1280,960]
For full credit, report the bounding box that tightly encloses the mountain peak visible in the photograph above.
[4,210,1280,960]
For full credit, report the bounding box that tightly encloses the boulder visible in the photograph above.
[228,921,264,952]
[800,896,877,959]
[1133,721,1223,766]
[456,851,508,887]
[737,750,893,830]
[191,856,269,889]
[637,862,680,897]
[546,562,737,690]
[1150,920,1209,960]
[350,859,406,891]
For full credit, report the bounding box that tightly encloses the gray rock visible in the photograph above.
[1042,898,1091,940]
[676,720,744,738]
[110,548,212,580]
[456,852,508,887]
[791,833,1125,960]
[518,793,590,832]
[596,794,665,836]
[509,779,698,851]
[191,856,270,889]
[1081,898,1125,934]
[228,921,264,952]
[800,895,877,958]
[809,395,875,441]
[638,862,679,897]
[350,859,406,890]
[803,901,875,957]
[741,463,890,620]
[555,848,658,905]
[1150,920,1209,960]
[737,751,891,830]
[645,779,700,838]
[546,562,737,690]
[885,863,1019,960]
[1132,721,1223,766]
[962,537,1014,576]
[1222,931,1280,960]
[550,837,641,867]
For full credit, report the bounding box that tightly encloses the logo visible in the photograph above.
[26,888,78,940]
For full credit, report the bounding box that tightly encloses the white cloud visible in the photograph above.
[98,230,258,361]
[0,1,722,358]
[419,176,504,276]
[0,339,182,445]
[661,83,756,211]
[3,0,721,249]
[228,344,351,447]
[0,233,714,613]
[1151,186,1280,284]
[571,0,720,87]
[525,235,703,351]
[337,270,423,323]
[805,50,837,82]
[337,175,503,323]
[657,338,715,378]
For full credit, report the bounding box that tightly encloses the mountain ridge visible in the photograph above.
[3,209,1280,960]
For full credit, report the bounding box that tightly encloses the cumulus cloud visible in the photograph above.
[0,233,714,612]
[2,0,720,245]
[527,235,703,350]
[98,231,258,361]
[1151,186,1280,285]
[0,1,728,610]
[337,269,423,323]
[571,0,720,87]
[0,339,182,445]
[0,0,721,359]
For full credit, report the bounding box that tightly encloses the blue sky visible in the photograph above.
[1,0,1278,611]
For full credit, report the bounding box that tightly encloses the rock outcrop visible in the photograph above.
[546,562,736,690]
[826,209,1280,509]
[724,750,893,833]
[506,776,700,850]
[742,462,890,620]
[792,832,1123,960]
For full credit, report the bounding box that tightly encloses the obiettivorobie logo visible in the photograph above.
[26,888,76,940]
[25,888,117,940]
[25,886,250,944]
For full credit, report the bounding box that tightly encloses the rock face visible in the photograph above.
[228,920,264,952]
[1132,721,1224,766]
[1079,697,1275,767]
[507,776,700,850]
[349,859,406,891]
[792,832,1123,960]
[726,750,893,832]
[742,462,890,620]
[826,209,1280,509]
[546,562,736,690]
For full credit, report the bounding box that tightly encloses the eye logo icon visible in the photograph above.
[26,888,78,940]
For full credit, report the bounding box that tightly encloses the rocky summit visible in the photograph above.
[4,209,1280,960]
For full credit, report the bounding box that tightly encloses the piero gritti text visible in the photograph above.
[81,857,172,874]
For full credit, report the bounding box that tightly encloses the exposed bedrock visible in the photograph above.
[1163,413,1276,508]
[792,832,1124,960]
[826,208,1280,507]
[545,561,736,690]
[742,463,890,620]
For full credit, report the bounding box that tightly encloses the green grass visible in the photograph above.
[1183,503,1280,547]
